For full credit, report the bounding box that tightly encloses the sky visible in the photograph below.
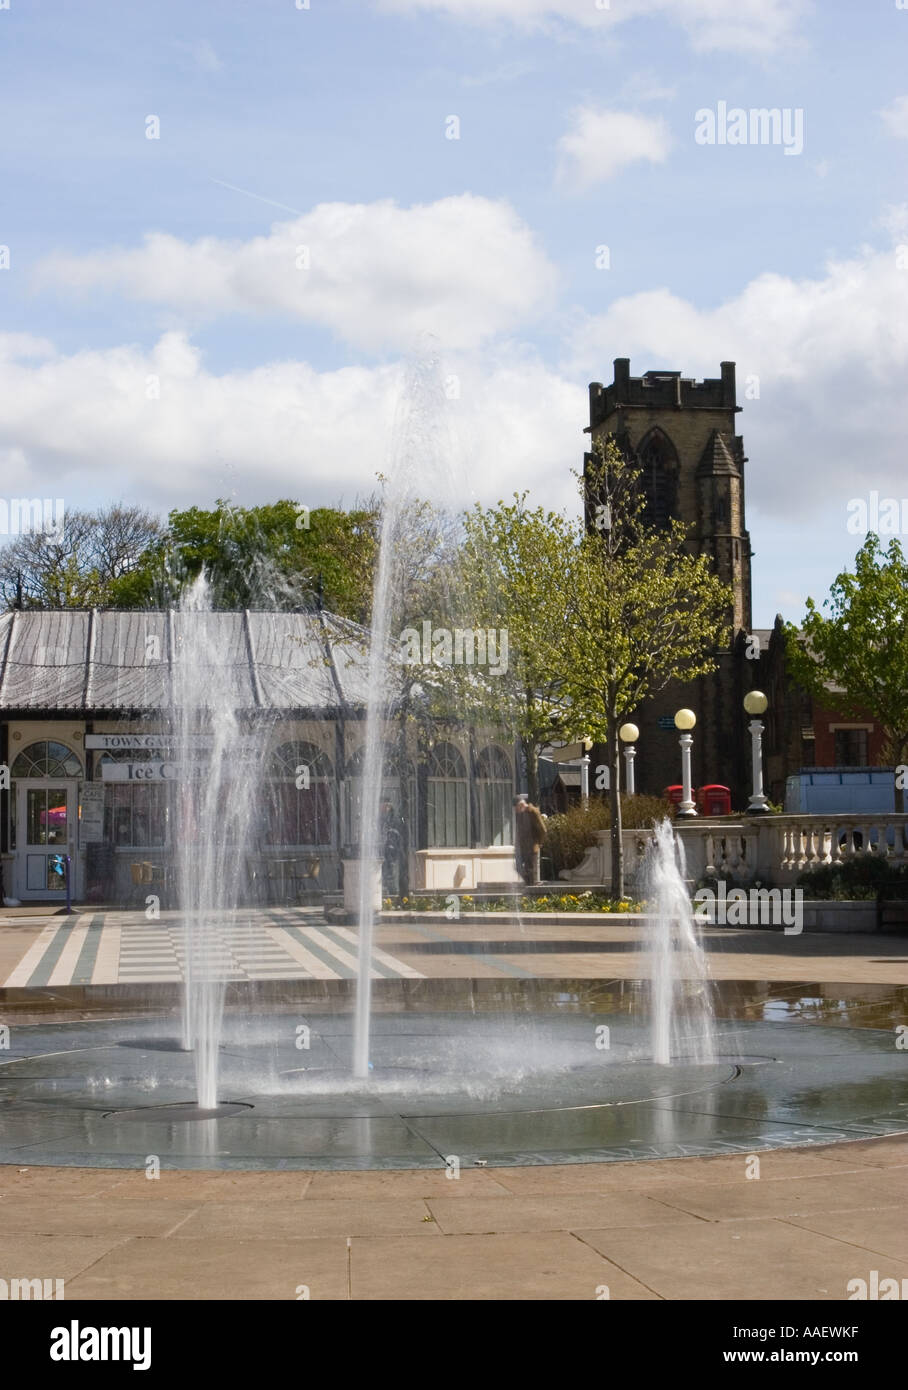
[1,0,907,626]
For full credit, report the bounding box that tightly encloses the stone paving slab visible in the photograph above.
[809,1135,908,1167]
[485,1149,876,1194]
[0,1232,129,1283]
[3,1137,908,1299]
[64,1236,349,1301]
[0,1198,203,1238]
[304,1169,514,1200]
[576,1217,908,1301]
[784,1206,908,1263]
[630,1169,908,1223]
[174,1198,440,1240]
[347,1231,656,1301]
[425,1192,704,1235]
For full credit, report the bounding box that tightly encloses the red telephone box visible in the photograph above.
[663,785,684,806]
[698,784,731,815]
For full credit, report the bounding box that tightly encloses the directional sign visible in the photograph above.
[657,716,677,730]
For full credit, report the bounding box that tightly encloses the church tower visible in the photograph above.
[584,359,754,805]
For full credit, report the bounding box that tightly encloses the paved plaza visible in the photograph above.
[1,1138,907,1300]
[2,906,907,1300]
[3,906,908,989]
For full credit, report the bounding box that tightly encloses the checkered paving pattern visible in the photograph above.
[1,908,424,986]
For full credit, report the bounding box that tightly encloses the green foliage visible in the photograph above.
[784,535,908,805]
[544,800,610,875]
[108,499,380,619]
[566,440,732,739]
[796,855,908,900]
[456,494,579,800]
[563,438,733,895]
[544,795,674,876]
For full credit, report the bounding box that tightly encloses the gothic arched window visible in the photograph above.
[476,744,513,847]
[344,742,415,846]
[636,429,679,529]
[265,740,334,847]
[427,741,468,847]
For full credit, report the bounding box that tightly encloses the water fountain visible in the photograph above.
[643,818,716,1066]
[3,371,905,1173]
[172,574,260,1111]
[353,349,462,1078]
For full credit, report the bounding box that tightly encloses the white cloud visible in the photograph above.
[557,107,671,189]
[880,94,908,140]
[376,0,808,55]
[565,236,908,520]
[34,196,558,355]
[173,39,222,72]
[0,332,584,519]
[881,202,908,241]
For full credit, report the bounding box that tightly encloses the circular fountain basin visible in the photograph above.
[1,1000,905,1170]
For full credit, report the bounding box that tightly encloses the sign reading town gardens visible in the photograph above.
[87,733,259,781]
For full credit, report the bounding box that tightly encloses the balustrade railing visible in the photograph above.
[680,813,908,885]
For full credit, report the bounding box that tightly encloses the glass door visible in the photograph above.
[15,780,78,899]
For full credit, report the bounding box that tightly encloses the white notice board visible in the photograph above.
[80,783,105,844]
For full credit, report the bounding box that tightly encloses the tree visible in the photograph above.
[457,496,578,804]
[564,440,733,896]
[0,505,161,609]
[784,534,908,812]
[108,499,380,620]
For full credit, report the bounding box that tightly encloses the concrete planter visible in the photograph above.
[799,900,878,933]
[342,858,383,916]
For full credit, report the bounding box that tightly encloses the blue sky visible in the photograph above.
[2,0,907,625]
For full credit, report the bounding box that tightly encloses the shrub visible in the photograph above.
[796,856,908,900]
[544,795,674,877]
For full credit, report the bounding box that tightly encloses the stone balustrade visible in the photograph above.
[559,813,908,890]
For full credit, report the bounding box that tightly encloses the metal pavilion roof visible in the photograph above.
[0,608,372,714]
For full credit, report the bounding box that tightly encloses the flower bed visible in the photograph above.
[383,891,641,913]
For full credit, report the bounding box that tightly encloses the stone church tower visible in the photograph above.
[584,358,754,806]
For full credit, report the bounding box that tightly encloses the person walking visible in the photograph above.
[379,798,404,895]
[513,794,547,886]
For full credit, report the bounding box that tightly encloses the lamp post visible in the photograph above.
[619,722,639,796]
[580,736,592,807]
[674,708,697,817]
[743,690,770,814]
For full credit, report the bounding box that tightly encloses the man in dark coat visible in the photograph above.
[513,794,547,885]
[379,798,405,895]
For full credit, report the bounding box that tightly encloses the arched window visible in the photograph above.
[344,743,416,847]
[265,740,334,847]
[427,741,468,847]
[11,741,82,779]
[636,429,679,529]
[476,744,513,846]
